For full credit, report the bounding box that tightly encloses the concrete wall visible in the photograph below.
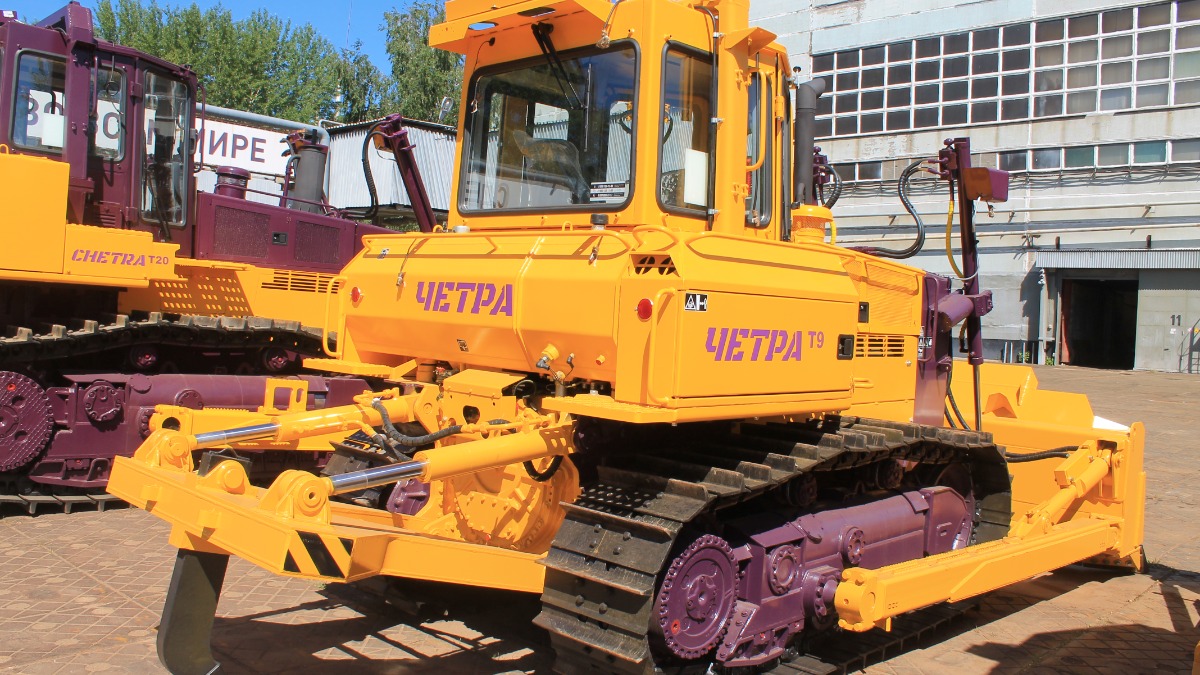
[1135,270,1200,372]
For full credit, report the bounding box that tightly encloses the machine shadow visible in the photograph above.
[207,580,553,674]
[960,564,1197,674]
[806,564,1150,672]
[197,563,1181,674]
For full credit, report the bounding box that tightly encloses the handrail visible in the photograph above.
[745,75,769,173]
[645,287,678,406]
[321,274,348,358]
[631,225,683,249]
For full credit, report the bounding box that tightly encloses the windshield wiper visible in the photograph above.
[531,23,584,110]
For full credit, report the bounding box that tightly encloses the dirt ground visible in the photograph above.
[0,365,1196,674]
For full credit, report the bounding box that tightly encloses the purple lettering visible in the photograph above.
[71,249,82,262]
[433,282,451,312]
[783,331,803,361]
[455,282,476,313]
[231,134,249,158]
[133,254,146,266]
[706,328,729,362]
[416,281,431,310]
[491,284,513,316]
[97,252,109,264]
[766,330,787,360]
[208,132,227,156]
[84,250,100,263]
[748,329,770,361]
[102,112,120,140]
[473,283,496,313]
[251,137,265,163]
[724,328,748,361]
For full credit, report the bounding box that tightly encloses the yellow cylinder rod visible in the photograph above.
[267,393,413,443]
[1011,449,1112,538]
[413,423,574,482]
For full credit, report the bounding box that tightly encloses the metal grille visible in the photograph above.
[855,334,907,358]
[260,270,338,293]
[295,221,341,264]
[212,205,270,258]
[632,255,678,275]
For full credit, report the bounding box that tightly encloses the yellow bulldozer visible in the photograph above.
[107,0,1146,671]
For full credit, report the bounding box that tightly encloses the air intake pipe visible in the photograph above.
[283,130,329,213]
[792,78,826,207]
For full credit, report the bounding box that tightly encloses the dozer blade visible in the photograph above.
[158,549,230,675]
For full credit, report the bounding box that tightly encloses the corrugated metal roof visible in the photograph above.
[1036,248,1200,269]
[326,123,456,213]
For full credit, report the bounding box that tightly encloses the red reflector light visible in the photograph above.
[636,298,653,320]
[350,287,364,304]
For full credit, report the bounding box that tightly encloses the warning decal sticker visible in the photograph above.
[684,293,708,312]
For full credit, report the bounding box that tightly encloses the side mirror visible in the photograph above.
[961,167,1008,203]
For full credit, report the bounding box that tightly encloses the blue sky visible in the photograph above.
[12,0,403,71]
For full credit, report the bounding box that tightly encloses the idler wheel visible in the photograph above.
[0,372,53,472]
[653,533,739,660]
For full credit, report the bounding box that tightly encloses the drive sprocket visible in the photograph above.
[652,533,739,660]
[0,372,53,472]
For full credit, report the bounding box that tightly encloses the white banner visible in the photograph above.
[193,118,289,176]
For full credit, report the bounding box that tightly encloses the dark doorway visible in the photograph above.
[1059,279,1138,369]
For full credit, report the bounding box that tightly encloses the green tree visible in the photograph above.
[94,0,393,123]
[335,42,400,124]
[383,1,464,123]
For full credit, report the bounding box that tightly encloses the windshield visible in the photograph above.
[459,42,636,213]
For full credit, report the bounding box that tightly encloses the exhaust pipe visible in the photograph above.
[792,78,826,207]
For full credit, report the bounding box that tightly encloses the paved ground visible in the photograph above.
[0,365,1196,674]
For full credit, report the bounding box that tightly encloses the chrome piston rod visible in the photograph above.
[327,460,428,494]
[193,422,281,448]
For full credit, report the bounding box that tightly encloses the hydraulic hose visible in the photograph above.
[371,399,461,447]
[1005,447,1077,463]
[822,164,843,209]
[343,121,386,222]
[524,455,564,481]
[945,364,972,430]
[871,159,928,259]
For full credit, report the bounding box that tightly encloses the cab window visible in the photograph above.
[12,53,66,153]
[746,73,773,227]
[92,66,126,160]
[141,71,189,227]
[659,47,713,213]
[460,42,637,212]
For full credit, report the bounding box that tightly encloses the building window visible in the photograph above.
[1134,140,1168,162]
[999,150,1028,171]
[1064,146,1095,167]
[1173,138,1200,159]
[812,1,1200,139]
[1033,147,1062,169]
[1097,143,1131,165]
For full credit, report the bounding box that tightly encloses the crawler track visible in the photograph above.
[0,312,333,516]
[0,311,326,365]
[0,491,124,515]
[535,416,1011,674]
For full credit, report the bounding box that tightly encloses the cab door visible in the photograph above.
[745,57,787,240]
[130,66,194,254]
[85,52,136,230]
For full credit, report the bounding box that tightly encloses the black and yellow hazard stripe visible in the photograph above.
[281,531,354,579]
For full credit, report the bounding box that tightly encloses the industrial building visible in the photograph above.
[752,0,1200,372]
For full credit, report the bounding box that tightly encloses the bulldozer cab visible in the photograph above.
[435,0,793,241]
[0,4,196,240]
